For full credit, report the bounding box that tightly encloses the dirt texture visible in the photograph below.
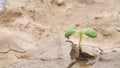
[0,0,120,68]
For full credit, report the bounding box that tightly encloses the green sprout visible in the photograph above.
[65,26,97,48]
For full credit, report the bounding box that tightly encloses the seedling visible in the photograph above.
[65,26,97,61]
[65,26,97,49]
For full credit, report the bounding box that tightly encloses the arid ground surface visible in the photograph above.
[0,0,120,68]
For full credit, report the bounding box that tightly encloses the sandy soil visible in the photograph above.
[0,0,120,68]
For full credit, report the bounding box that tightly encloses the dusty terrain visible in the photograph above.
[0,0,120,68]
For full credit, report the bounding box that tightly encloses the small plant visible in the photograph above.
[65,26,97,47]
[65,26,97,60]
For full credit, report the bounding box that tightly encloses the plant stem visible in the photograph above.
[78,31,82,48]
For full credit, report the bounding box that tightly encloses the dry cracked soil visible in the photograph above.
[0,0,120,68]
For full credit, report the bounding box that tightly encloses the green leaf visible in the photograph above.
[83,28,97,38]
[65,26,79,39]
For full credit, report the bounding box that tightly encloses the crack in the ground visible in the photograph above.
[0,42,25,54]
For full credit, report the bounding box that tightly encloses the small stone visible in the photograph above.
[94,17,102,20]
[51,0,65,6]
[80,45,101,58]
[70,45,79,60]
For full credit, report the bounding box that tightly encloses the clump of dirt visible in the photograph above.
[67,40,95,60]
[0,11,22,24]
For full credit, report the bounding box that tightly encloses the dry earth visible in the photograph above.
[0,0,120,68]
